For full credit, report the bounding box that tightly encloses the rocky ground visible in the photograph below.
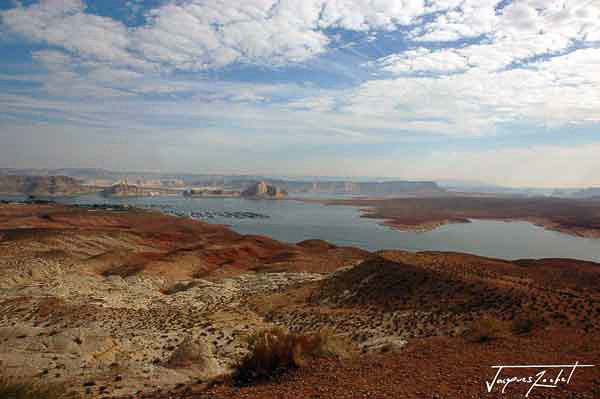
[0,204,598,398]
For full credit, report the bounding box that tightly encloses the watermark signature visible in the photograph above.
[486,362,595,397]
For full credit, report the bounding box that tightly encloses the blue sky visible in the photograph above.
[1,0,600,187]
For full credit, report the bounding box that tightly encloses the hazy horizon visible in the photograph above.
[1,1,600,188]
[2,165,598,190]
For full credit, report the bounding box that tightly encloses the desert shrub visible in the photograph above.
[233,327,345,385]
[160,281,200,295]
[511,316,535,335]
[467,315,505,342]
[101,263,145,278]
[0,378,72,399]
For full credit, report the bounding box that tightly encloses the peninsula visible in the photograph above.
[323,195,600,239]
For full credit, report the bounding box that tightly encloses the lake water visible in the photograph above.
[3,194,600,262]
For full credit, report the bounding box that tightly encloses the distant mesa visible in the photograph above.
[261,180,444,196]
[241,181,287,199]
[184,180,441,198]
[0,175,91,196]
[331,181,443,196]
[101,183,157,197]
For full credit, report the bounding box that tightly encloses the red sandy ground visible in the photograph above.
[123,328,599,399]
[0,204,368,280]
[1,204,598,398]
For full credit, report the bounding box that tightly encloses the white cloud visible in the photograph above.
[293,45,600,136]
[377,48,470,74]
[145,0,458,69]
[86,67,143,83]
[140,0,332,69]
[318,0,429,30]
[0,0,468,72]
[1,0,150,71]
[31,50,73,70]
[3,0,598,75]
[412,0,496,41]
[2,0,600,171]
[313,1,599,135]
[286,95,338,112]
[413,1,600,65]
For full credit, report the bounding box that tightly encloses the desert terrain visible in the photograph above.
[323,196,600,239]
[0,203,598,398]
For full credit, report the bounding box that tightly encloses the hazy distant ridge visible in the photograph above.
[0,175,91,196]
[0,168,444,196]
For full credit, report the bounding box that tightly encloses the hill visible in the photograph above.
[0,175,92,196]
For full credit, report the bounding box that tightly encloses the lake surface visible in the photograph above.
[3,194,600,262]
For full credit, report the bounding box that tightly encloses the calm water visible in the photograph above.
[4,194,600,262]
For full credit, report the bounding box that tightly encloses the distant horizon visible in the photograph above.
[1,166,597,190]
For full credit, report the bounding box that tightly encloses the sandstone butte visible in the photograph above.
[0,203,598,399]
[240,181,287,199]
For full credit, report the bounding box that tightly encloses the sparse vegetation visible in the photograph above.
[2,201,599,397]
[160,281,200,295]
[511,316,536,335]
[467,315,505,342]
[0,378,72,399]
[233,327,347,385]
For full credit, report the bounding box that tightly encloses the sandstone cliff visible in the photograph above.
[101,183,156,197]
[241,181,287,199]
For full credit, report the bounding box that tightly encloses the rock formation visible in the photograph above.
[241,181,287,199]
[101,183,155,197]
[165,335,223,378]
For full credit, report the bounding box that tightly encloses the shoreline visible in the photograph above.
[312,197,600,240]
[4,194,600,241]
[376,215,600,239]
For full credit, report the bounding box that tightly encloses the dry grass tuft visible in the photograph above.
[233,327,347,385]
[511,316,537,335]
[467,315,506,342]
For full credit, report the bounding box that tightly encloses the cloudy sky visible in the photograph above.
[1,0,599,187]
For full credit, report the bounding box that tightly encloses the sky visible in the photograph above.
[0,0,599,188]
